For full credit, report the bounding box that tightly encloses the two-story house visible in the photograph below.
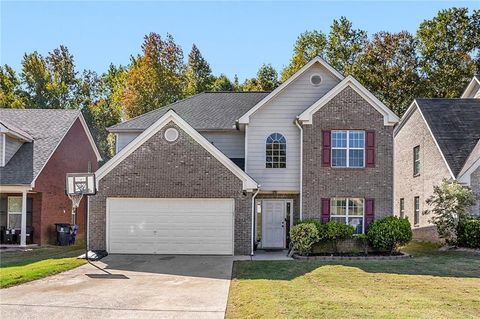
[394,75,480,241]
[90,57,399,255]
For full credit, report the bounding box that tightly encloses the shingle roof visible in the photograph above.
[416,98,480,176]
[0,109,80,185]
[108,92,270,132]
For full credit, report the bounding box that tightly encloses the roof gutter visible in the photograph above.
[251,187,260,256]
[295,117,303,221]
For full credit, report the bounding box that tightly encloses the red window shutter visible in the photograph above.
[365,130,375,168]
[365,198,375,230]
[321,198,330,223]
[322,130,331,167]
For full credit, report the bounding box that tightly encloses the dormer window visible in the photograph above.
[266,133,286,168]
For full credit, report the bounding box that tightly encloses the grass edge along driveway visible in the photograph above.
[226,242,480,319]
[1,244,86,288]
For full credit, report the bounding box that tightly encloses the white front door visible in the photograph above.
[262,200,285,248]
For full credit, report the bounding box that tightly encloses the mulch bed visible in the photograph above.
[293,252,411,260]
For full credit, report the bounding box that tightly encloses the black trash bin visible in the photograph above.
[55,223,72,246]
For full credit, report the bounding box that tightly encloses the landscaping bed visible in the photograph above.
[293,251,410,260]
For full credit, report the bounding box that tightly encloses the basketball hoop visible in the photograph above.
[65,173,96,262]
[68,191,84,209]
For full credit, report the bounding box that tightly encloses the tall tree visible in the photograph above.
[417,8,479,97]
[354,31,420,115]
[281,30,327,81]
[243,64,279,91]
[122,33,185,118]
[21,45,78,109]
[80,65,126,159]
[210,74,234,91]
[326,16,367,75]
[0,65,25,108]
[184,44,214,95]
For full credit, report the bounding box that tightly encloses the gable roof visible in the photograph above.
[0,120,33,142]
[97,110,259,191]
[398,99,480,178]
[298,75,400,126]
[461,75,480,98]
[238,56,344,124]
[108,92,269,132]
[0,109,101,186]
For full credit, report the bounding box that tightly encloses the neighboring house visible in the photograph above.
[394,75,480,241]
[0,109,101,246]
[90,57,399,256]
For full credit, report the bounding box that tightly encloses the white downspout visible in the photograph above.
[295,118,303,221]
[251,188,260,256]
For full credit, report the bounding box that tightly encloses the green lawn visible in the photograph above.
[227,242,480,319]
[0,244,86,288]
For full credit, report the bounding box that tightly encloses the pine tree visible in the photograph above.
[185,44,214,95]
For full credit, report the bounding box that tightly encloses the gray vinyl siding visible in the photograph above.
[199,131,245,158]
[246,63,341,191]
[116,132,141,153]
[4,135,23,165]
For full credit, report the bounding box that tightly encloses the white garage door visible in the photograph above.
[107,198,234,255]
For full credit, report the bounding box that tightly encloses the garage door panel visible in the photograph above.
[107,198,234,255]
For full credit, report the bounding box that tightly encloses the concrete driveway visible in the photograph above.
[0,255,233,319]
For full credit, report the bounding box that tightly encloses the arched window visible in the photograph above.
[266,133,286,168]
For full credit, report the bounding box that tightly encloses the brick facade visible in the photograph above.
[89,122,252,255]
[33,119,99,244]
[394,107,451,233]
[302,86,394,221]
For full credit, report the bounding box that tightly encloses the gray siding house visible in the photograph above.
[394,75,480,241]
[89,57,399,255]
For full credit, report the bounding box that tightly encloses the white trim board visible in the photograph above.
[298,75,399,126]
[96,109,259,191]
[458,139,480,185]
[461,76,480,98]
[238,56,344,124]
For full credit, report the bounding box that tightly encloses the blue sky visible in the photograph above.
[1,1,478,81]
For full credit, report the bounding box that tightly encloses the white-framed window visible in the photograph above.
[400,198,405,219]
[413,145,420,176]
[330,198,365,234]
[266,133,286,168]
[331,130,365,167]
[414,196,420,226]
[7,196,22,229]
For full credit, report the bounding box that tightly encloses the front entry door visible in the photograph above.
[262,200,285,248]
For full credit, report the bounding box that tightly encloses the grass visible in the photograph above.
[226,241,480,319]
[0,243,86,288]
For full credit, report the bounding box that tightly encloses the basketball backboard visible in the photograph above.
[66,173,96,196]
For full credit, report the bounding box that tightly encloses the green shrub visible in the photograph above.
[324,221,355,252]
[298,219,327,241]
[456,219,480,248]
[367,216,412,254]
[290,223,320,255]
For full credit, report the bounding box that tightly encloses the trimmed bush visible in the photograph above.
[290,223,320,255]
[367,216,412,254]
[298,219,327,241]
[457,219,480,248]
[324,221,355,252]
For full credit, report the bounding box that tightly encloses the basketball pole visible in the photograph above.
[85,195,88,262]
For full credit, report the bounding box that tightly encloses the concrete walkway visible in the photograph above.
[0,255,233,319]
